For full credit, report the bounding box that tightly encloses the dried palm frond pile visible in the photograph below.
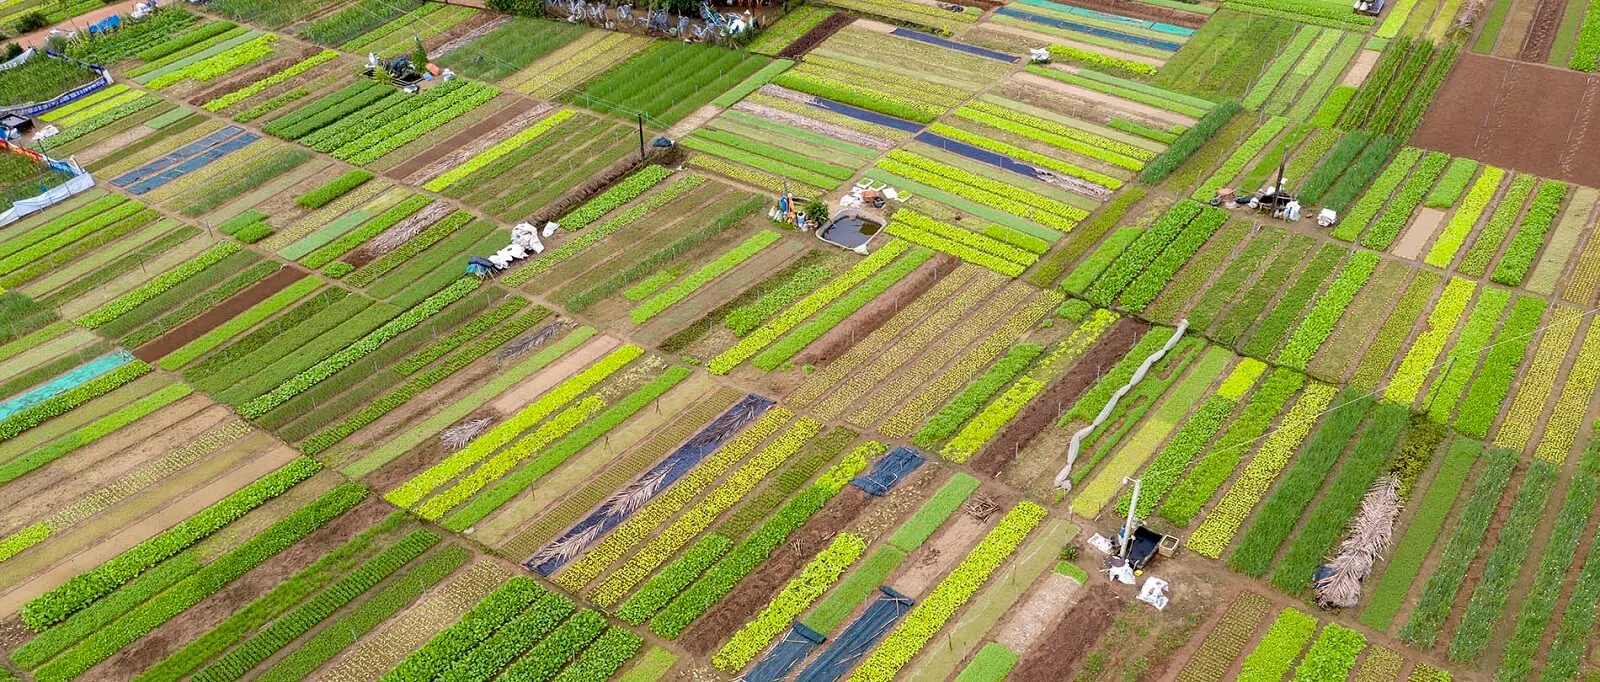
[440,418,492,450]
[1315,475,1401,609]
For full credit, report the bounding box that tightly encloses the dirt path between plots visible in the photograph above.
[1008,583,1123,681]
[895,514,990,596]
[1520,0,1569,61]
[389,103,544,182]
[491,335,621,413]
[1342,49,1380,86]
[1393,207,1446,260]
[83,498,397,681]
[972,318,1146,478]
[0,445,298,616]
[792,255,957,368]
[679,490,874,654]
[666,104,724,139]
[133,267,307,362]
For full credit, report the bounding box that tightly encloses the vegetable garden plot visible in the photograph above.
[0,154,73,215]
[339,4,479,54]
[111,126,260,196]
[1150,9,1299,102]
[565,41,770,126]
[871,149,1092,242]
[1241,26,1361,117]
[0,55,99,108]
[814,0,979,34]
[504,30,655,99]
[769,25,1007,125]
[432,111,635,222]
[989,0,1194,61]
[683,113,874,195]
[382,343,694,531]
[436,18,588,82]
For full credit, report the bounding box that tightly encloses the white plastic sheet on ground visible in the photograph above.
[1053,320,1190,491]
[0,170,94,227]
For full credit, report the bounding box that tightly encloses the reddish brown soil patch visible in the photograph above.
[1008,584,1123,681]
[133,266,306,362]
[1048,0,1205,27]
[792,255,958,368]
[679,489,873,653]
[779,13,855,59]
[384,104,530,181]
[1520,0,1568,61]
[88,498,397,680]
[971,319,1147,478]
[1412,54,1600,187]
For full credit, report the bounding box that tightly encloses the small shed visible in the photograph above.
[1,114,32,139]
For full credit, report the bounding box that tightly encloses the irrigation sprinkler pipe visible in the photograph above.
[1053,319,1189,491]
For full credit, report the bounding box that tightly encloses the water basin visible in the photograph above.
[817,210,884,251]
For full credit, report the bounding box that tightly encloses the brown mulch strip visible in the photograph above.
[970,319,1147,478]
[384,104,529,181]
[186,48,316,106]
[1519,0,1567,62]
[779,13,854,59]
[1008,584,1123,681]
[680,489,874,654]
[791,254,959,368]
[1046,0,1206,27]
[133,266,307,362]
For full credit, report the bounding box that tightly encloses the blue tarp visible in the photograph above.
[0,350,132,421]
[995,7,1184,51]
[123,133,258,195]
[746,622,826,682]
[915,131,1044,181]
[805,96,924,133]
[113,126,244,188]
[889,28,1019,62]
[527,393,776,574]
[795,587,914,682]
[852,446,925,496]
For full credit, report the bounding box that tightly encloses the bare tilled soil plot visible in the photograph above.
[1519,0,1568,61]
[1413,54,1600,187]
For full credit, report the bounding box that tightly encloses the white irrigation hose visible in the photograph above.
[1054,319,1189,491]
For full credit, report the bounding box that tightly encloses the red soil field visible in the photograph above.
[1411,53,1600,187]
